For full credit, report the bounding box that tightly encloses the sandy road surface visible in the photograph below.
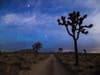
[19,55,71,75]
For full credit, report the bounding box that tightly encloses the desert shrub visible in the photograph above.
[0,61,7,74]
[12,60,31,70]
[16,55,25,61]
[4,54,9,58]
[94,60,100,75]
[12,62,22,70]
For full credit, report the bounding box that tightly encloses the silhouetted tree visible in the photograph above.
[32,42,42,53]
[83,49,87,57]
[57,11,93,66]
[0,50,1,54]
[58,48,63,53]
[32,42,42,63]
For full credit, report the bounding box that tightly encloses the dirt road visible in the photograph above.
[19,55,71,75]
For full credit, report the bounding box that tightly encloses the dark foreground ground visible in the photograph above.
[0,50,100,75]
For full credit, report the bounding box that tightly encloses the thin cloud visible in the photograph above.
[1,13,58,26]
[1,13,36,25]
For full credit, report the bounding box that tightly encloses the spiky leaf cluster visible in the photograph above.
[57,11,93,40]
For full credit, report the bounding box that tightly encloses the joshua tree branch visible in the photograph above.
[65,26,73,37]
[82,24,93,28]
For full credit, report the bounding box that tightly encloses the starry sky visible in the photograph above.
[0,0,100,52]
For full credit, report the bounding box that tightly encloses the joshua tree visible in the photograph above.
[58,48,63,53]
[57,11,93,66]
[32,42,42,63]
[32,42,42,53]
[83,49,87,58]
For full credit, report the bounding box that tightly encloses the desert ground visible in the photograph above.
[19,54,71,75]
[0,50,100,75]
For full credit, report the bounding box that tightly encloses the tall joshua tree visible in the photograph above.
[57,11,93,66]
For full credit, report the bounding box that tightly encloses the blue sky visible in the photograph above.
[0,0,100,52]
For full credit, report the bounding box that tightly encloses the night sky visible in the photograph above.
[0,0,100,52]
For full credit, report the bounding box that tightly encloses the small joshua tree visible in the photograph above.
[83,49,87,58]
[32,42,42,63]
[32,42,42,53]
[58,48,63,53]
[57,11,93,66]
[58,48,63,56]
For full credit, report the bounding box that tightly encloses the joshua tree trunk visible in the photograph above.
[73,37,79,66]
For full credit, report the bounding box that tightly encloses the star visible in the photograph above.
[27,4,31,8]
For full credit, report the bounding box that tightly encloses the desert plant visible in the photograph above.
[58,48,63,53]
[0,62,6,74]
[57,11,93,66]
[83,49,87,58]
[32,42,42,53]
[32,42,42,63]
